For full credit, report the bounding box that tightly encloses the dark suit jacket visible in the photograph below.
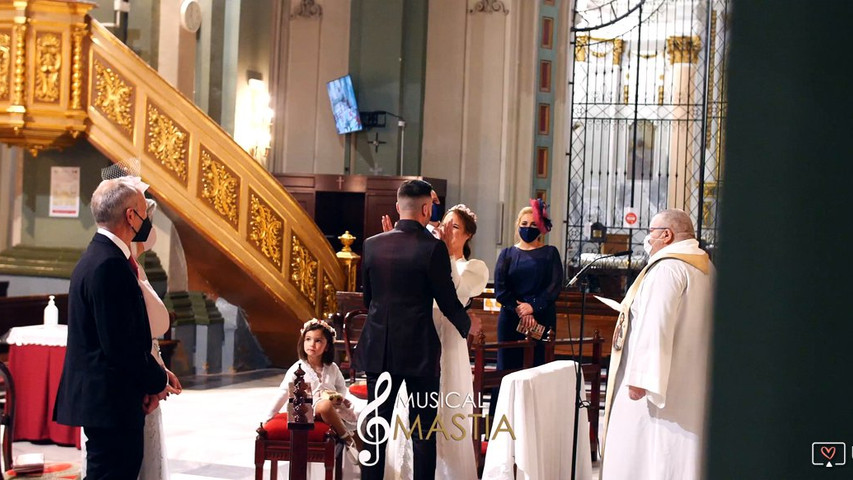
[55,233,166,429]
[356,219,470,377]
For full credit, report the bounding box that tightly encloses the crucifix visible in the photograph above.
[367,132,386,153]
[336,176,344,190]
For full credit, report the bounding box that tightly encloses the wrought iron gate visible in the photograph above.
[564,0,730,271]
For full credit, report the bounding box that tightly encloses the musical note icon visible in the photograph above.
[356,372,393,466]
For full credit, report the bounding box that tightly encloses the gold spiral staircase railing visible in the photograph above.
[0,1,345,365]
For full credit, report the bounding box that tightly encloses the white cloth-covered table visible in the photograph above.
[5,324,68,346]
[482,360,592,480]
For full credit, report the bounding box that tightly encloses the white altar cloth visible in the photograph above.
[5,324,68,347]
[482,360,592,480]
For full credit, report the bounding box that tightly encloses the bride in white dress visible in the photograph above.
[384,204,488,480]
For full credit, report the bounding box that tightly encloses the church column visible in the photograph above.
[272,0,350,174]
[157,0,197,97]
[0,146,23,251]
[666,35,701,209]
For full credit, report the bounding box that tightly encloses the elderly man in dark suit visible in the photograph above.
[357,179,480,480]
[55,177,171,479]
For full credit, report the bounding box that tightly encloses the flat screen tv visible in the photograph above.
[327,75,363,135]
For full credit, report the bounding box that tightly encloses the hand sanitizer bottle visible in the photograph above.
[44,295,58,326]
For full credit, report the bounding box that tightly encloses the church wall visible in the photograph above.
[0,146,22,252]
[19,144,109,249]
[349,0,428,177]
[273,0,350,174]
[422,0,542,269]
[232,0,275,167]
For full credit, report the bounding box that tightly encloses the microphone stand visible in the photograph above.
[569,274,591,480]
[568,250,631,480]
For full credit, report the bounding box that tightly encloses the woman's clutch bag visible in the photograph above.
[516,319,550,341]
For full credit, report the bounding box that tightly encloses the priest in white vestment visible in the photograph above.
[601,209,715,480]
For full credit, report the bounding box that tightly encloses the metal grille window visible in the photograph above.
[565,0,730,273]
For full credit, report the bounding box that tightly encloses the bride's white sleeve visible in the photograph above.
[454,258,490,303]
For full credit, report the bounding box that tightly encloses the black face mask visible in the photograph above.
[131,209,153,243]
[519,226,540,243]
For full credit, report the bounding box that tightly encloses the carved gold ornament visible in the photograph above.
[93,58,134,134]
[71,24,85,110]
[290,233,318,307]
[574,35,588,62]
[611,39,624,66]
[575,35,624,66]
[35,33,62,103]
[322,273,336,318]
[146,102,188,183]
[199,147,240,228]
[667,35,701,64]
[12,23,26,106]
[0,32,10,100]
[248,192,283,268]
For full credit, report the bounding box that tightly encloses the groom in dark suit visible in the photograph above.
[55,177,168,479]
[357,179,479,480]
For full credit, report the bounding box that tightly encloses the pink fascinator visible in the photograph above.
[530,198,553,234]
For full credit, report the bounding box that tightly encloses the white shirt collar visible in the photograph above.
[97,227,131,259]
[649,238,705,263]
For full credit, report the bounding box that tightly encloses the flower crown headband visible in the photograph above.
[301,318,336,338]
[448,204,477,223]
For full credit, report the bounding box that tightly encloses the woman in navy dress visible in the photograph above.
[494,199,563,370]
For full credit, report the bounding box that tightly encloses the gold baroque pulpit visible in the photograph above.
[0,0,94,154]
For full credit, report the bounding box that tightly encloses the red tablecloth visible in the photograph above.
[8,344,81,448]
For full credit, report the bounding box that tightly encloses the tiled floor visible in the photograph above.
[13,368,601,479]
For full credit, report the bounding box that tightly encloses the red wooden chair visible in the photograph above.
[0,361,14,473]
[340,309,367,383]
[254,415,344,480]
[469,331,538,474]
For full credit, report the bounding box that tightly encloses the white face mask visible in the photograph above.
[643,234,654,255]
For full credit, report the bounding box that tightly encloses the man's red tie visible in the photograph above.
[129,256,139,279]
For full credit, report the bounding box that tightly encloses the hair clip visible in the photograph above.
[530,198,553,234]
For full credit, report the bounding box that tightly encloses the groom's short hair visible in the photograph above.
[397,179,433,212]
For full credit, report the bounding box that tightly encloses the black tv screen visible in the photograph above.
[327,75,363,134]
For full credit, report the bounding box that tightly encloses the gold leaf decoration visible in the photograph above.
[12,23,26,106]
[248,192,283,268]
[199,147,240,228]
[70,24,85,110]
[0,32,11,100]
[146,102,188,183]
[93,58,133,134]
[35,33,61,103]
[290,233,317,307]
[321,273,337,318]
[666,35,701,65]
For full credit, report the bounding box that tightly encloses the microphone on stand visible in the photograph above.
[566,249,633,287]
